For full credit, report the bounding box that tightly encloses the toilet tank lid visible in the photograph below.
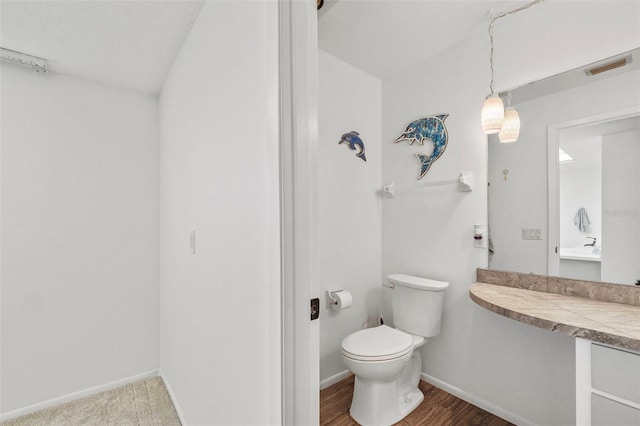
[387,274,449,291]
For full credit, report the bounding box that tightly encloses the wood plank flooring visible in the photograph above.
[320,375,513,426]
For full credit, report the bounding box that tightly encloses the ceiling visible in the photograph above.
[4,1,628,96]
[561,115,640,170]
[318,0,513,79]
[510,48,640,104]
[0,0,205,95]
[0,1,568,95]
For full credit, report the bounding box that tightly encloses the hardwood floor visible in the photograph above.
[320,375,513,426]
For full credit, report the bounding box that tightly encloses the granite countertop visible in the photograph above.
[470,270,640,353]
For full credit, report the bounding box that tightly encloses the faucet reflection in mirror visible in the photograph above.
[480,0,544,142]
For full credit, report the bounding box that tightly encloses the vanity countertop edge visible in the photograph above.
[470,269,640,353]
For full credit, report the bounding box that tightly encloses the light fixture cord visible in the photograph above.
[488,0,545,94]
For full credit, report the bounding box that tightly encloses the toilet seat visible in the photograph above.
[342,325,413,361]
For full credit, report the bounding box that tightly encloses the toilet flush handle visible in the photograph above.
[382,281,395,289]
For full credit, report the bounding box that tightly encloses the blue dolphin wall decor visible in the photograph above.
[339,131,366,162]
[394,114,449,179]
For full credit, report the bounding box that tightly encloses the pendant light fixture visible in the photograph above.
[499,92,520,143]
[480,16,503,134]
[481,0,544,140]
[481,94,504,134]
[499,107,520,142]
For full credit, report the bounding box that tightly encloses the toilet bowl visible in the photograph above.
[342,325,424,426]
[342,325,425,426]
[341,274,448,426]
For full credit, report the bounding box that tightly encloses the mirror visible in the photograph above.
[488,48,640,286]
[556,115,640,284]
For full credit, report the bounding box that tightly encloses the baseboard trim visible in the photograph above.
[420,372,534,426]
[0,370,159,422]
[320,369,352,390]
[159,371,186,426]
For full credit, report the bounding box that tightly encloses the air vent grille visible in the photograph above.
[585,56,631,76]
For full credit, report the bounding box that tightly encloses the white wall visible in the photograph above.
[158,2,280,425]
[317,50,382,384]
[382,35,575,426]
[381,2,639,425]
[602,129,640,285]
[1,64,159,413]
[560,159,602,249]
[558,156,603,282]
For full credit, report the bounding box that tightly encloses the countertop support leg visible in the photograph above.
[576,337,592,426]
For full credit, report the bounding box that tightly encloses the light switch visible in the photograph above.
[189,230,196,254]
[522,227,542,240]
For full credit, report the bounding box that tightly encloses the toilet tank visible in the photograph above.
[387,274,449,338]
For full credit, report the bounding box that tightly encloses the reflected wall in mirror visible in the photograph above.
[488,48,640,286]
[556,116,640,284]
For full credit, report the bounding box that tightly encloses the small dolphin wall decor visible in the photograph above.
[394,114,449,180]
[339,131,366,162]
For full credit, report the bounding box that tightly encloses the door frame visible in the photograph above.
[546,105,640,277]
[279,1,319,424]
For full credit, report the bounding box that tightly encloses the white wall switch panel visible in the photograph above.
[521,227,543,240]
[190,230,196,254]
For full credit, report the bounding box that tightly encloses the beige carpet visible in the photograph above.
[2,376,181,426]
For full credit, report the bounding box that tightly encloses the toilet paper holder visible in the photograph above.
[326,290,352,310]
[326,290,343,308]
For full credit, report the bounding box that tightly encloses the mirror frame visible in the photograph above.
[546,105,640,278]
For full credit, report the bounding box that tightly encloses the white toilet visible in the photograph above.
[341,274,449,426]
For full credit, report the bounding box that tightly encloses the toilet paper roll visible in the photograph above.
[331,290,352,311]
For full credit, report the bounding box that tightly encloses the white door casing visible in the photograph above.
[279,1,320,425]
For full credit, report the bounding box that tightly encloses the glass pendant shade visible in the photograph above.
[499,107,520,143]
[481,94,504,134]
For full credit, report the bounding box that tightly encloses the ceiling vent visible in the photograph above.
[585,55,632,76]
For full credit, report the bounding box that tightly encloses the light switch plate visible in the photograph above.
[521,227,542,240]
[189,230,196,254]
